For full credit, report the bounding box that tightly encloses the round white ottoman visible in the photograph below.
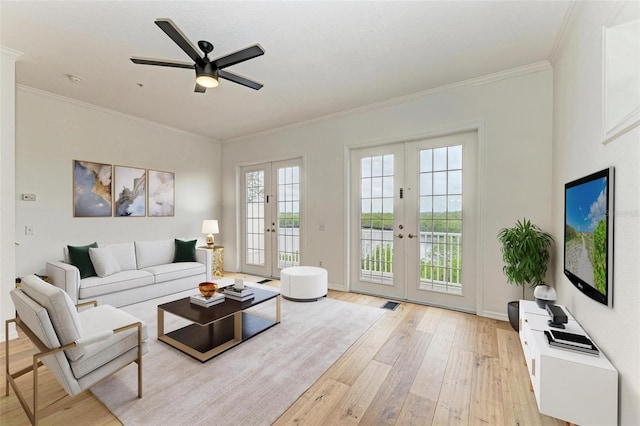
[280,266,328,301]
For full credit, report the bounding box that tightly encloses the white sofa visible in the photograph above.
[46,239,212,307]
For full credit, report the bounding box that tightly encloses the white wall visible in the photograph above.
[551,2,639,424]
[0,48,21,341]
[222,65,553,319]
[14,88,222,278]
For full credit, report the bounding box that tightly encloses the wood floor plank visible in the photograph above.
[434,308,458,336]
[431,349,475,425]
[273,378,349,425]
[373,304,424,365]
[359,330,433,425]
[322,360,392,424]
[409,332,453,401]
[395,392,437,426]
[329,307,407,385]
[452,311,477,352]
[476,316,500,358]
[416,306,442,333]
[470,354,505,425]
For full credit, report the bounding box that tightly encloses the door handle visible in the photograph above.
[408,233,416,239]
[265,229,271,232]
[395,234,404,239]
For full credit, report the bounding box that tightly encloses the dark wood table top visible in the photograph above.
[157,286,279,325]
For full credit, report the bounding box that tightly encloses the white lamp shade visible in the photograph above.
[202,220,219,234]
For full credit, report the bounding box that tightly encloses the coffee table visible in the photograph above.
[157,286,280,362]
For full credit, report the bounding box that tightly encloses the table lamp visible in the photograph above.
[202,219,219,247]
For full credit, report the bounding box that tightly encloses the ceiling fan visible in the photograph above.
[131,18,264,92]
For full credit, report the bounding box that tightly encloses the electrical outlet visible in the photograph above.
[319,261,323,267]
[25,225,34,235]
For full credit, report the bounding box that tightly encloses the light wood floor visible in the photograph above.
[1,278,564,425]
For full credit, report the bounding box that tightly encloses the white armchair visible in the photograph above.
[5,274,148,425]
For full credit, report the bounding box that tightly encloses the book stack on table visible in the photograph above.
[544,329,600,356]
[190,292,225,307]
[222,286,254,301]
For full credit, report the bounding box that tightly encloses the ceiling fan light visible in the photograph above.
[196,74,218,88]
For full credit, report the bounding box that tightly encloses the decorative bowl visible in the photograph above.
[198,282,218,297]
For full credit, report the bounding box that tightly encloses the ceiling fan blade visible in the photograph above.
[194,84,206,93]
[155,18,204,65]
[218,70,263,90]
[130,57,194,69]
[214,45,265,70]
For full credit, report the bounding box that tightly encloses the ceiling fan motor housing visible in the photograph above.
[197,62,218,79]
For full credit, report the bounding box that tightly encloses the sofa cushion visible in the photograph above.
[70,305,148,379]
[102,242,137,271]
[20,274,86,361]
[89,247,121,278]
[78,270,154,300]
[68,242,98,279]
[174,239,197,262]
[142,262,205,283]
[135,239,174,269]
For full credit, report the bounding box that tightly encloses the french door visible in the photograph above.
[241,159,302,278]
[350,132,477,312]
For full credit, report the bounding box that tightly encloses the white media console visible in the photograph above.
[518,300,618,425]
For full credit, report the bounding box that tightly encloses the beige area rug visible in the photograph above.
[91,287,383,425]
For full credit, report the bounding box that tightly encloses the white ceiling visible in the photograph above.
[1,1,572,141]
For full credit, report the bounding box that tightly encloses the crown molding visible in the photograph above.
[16,85,221,143]
[1,46,23,59]
[224,61,552,144]
[549,1,581,64]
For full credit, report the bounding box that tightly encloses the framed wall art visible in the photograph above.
[114,166,146,217]
[602,18,640,144]
[73,160,112,217]
[148,169,175,217]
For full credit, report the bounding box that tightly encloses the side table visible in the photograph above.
[199,246,224,277]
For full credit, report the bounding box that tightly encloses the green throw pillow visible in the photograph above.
[67,242,98,279]
[174,239,197,262]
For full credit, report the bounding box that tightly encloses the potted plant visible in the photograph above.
[497,218,554,331]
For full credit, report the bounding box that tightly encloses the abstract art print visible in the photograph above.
[148,169,175,216]
[114,166,146,217]
[73,160,112,217]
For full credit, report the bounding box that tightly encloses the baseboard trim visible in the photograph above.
[480,309,509,322]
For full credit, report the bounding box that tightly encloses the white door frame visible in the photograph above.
[347,129,481,313]
[240,158,303,278]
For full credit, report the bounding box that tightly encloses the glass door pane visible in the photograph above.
[359,154,395,283]
[245,169,266,267]
[350,144,405,299]
[276,164,301,270]
[418,145,463,294]
[241,158,303,278]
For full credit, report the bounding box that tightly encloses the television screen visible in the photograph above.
[564,168,614,306]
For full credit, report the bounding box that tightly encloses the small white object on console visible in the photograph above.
[518,300,618,425]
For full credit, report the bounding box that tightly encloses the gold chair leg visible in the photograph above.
[33,355,39,425]
[5,320,10,397]
[138,322,142,398]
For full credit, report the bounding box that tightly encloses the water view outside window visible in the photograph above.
[245,166,301,269]
[418,145,462,294]
[359,145,463,294]
[360,154,395,283]
[277,166,300,268]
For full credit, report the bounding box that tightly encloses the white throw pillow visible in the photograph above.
[89,247,121,278]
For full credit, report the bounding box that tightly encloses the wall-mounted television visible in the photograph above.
[564,168,614,307]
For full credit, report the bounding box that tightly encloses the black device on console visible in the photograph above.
[546,304,568,329]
